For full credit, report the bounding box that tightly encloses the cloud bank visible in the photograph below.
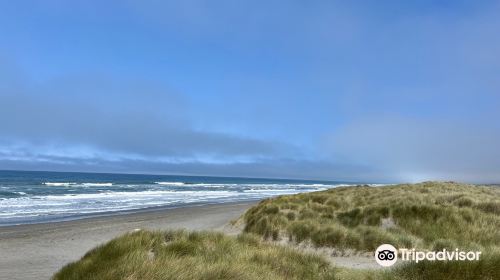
[0,1,499,182]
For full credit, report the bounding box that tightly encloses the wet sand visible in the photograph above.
[0,201,256,280]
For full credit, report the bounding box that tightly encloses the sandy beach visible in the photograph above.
[0,201,256,280]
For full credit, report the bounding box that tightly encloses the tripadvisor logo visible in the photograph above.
[375,244,398,267]
[375,244,482,267]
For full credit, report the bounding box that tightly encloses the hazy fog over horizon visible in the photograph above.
[1,1,499,183]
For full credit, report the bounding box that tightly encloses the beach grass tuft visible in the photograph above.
[53,230,336,280]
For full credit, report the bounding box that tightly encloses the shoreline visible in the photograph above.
[0,200,257,280]
[0,198,261,227]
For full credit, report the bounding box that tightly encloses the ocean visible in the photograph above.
[0,170,366,226]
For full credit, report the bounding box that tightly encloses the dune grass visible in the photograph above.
[241,182,500,279]
[387,252,500,280]
[336,255,500,280]
[53,230,336,280]
[53,229,500,280]
[243,182,500,252]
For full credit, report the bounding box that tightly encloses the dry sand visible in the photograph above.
[0,201,256,280]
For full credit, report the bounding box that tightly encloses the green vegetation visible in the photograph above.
[241,182,500,279]
[388,253,500,280]
[336,255,500,280]
[243,182,500,253]
[53,230,335,280]
[54,182,500,280]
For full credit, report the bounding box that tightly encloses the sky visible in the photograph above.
[0,1,499,183]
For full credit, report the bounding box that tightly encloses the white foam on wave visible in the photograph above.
[40,190,234,200]
[1,181,370,223]
[81,183,113,187]
[155,182,236,188]
[244,188,327,193]
[43,182,112,187]
[283,183,329,187]
[367,184,391,187]
[154,182,347,189]
[43,182,77,187]
[155,182,186,186]
[0,189,241,219]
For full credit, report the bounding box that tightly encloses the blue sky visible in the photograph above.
[1,1,499,182]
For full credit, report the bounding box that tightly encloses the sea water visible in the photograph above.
[0,170,367,225]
